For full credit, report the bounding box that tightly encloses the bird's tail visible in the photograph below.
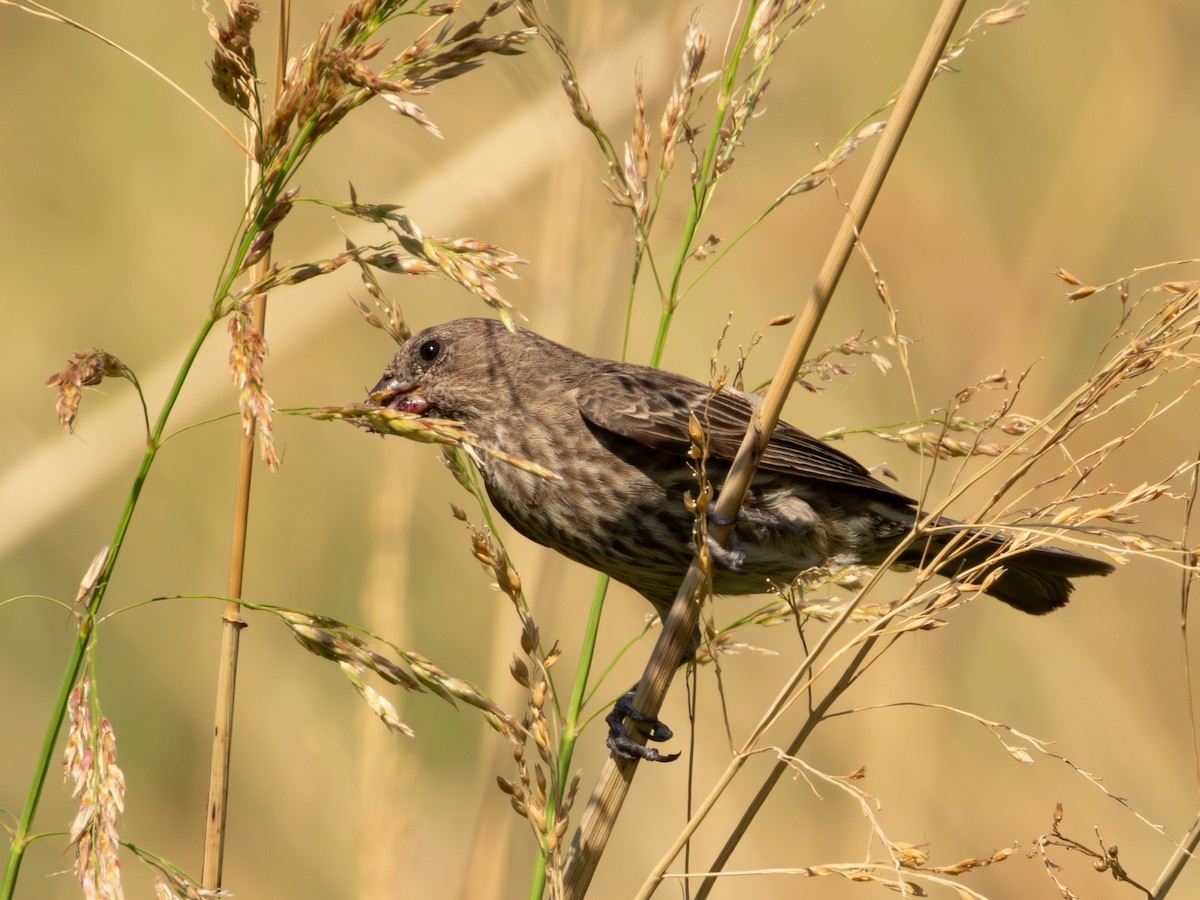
[899,526,1115,614]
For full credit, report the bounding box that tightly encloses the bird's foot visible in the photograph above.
[605,689,680,763]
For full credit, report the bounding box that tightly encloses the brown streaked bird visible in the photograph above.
[367,317,1114,758]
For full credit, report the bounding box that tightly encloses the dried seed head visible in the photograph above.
[510,654,530,687]
[346,238,412,344]
[533,714,550,757]
[632,62,649,183]
[362,649,421,691]
[534,764,548,800]
[339,661,414,736]
[304,404,560,480]
[150,866,232,900]
[565,770,581,810]
[520,620,539,656]
[552,818,569,843]
[64,679,126,899]
[227,298,279,470]
[1052,266,1082,286]
[691,234,721,261]
[208,0,261,113]
[983,3,1028,26]
[239,188,298,273]
[561,73,599,130]
[660,12,708,173]
[527,804,546,833]
[892,842,928,868]
[47,349,134,432]
[496,775,524,800]
[381,94,444,138]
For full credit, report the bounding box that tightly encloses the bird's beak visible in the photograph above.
[367,375,431,415]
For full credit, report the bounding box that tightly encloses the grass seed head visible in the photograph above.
[47,349,134,433]
[208,0,261,113]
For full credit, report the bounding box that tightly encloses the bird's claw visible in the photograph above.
[605,689,680,763]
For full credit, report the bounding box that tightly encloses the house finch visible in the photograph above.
[367,318,1113,755]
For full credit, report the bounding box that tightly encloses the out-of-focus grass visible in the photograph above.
[2,2,1199,898]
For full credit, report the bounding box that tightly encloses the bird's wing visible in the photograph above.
[575,367,911,500]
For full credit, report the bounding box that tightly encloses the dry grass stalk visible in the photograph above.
[1032,803,1152,899]
[661,846,1015,899]
[202,4,277,887]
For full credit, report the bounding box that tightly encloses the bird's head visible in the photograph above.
[367,317,561,424]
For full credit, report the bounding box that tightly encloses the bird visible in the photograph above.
[366,317,1114,758]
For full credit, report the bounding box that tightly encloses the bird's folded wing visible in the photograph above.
[575,368,911,500]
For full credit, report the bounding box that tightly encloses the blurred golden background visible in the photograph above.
[3,2,1200,898]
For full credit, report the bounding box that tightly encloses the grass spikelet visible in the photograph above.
[294,403,561,480]
[46,349,139,434]
[64,679,126,900]
[206,0,260,114]
[227,296,278,470]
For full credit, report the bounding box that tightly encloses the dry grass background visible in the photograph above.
[2,1,1200,898]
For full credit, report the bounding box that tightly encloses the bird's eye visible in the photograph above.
[418,339,442,362]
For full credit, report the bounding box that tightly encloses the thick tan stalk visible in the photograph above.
[201,426,255,888]
[562,1,968,895]
[1151,811,1200,899]
[202,5,291,888]
[201,269,268,886]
